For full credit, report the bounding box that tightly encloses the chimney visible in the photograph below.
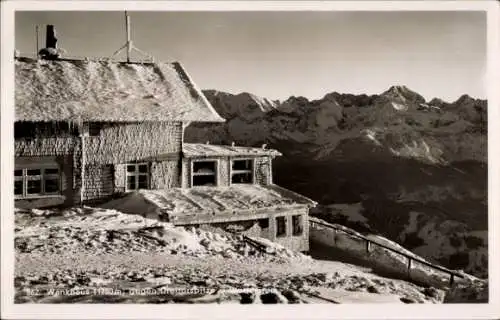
[38,24,60,60]
[45,25,58,49]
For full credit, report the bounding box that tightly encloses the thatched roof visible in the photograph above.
[15,58,225,123]
[183,143,282,158]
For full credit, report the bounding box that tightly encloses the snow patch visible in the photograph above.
[362,129,383,146]
[325,203,368,224]
[391,102,408,111]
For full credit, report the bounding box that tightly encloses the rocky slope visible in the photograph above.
[184,86,487,278]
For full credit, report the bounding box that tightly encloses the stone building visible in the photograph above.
[14,56,316,252]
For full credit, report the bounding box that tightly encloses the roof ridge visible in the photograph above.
[15,59,225,123]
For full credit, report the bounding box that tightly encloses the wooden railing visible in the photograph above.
[309,217,465,286]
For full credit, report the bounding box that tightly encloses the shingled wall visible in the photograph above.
[15,121,184,205]
[81,122,183,201]
[82,164,114,201]
[151,160,181,189]
[84,122,183,164]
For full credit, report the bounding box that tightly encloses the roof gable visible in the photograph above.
[15,58,225,123]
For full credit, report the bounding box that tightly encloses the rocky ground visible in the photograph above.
[14,207,453,304]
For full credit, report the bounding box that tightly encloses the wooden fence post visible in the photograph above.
[407,258,412,280]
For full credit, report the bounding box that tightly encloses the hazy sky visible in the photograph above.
[15,11,486,102]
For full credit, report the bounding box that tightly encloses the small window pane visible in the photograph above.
[89,123,102,136]
[193,161,216,174]
[14,181,23,195]
[292,215,303,236]
[127,176,136,190]
[193,175,216,186]
[138,164,148,173]
[27,180,42,194]
[138,175,148,189]
[232,172,253,184]
[258,218,269,229]
[127,165,136,173]
[232,160,252,171]
[27,169,41,176]
[14,169,23,176]
[44,168,59,175]
[276,216,287,237]
[44,178,60,193]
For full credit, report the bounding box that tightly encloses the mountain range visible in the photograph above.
[185,86,488,279]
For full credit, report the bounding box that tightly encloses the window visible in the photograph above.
[88,122,104,136]
[14,166,61,198]
[258,218,269,229]
[292,215,303,236]
[192,160,217,186]
[231,159,254,184]
[276,216,287,237]
[126,163,149,191]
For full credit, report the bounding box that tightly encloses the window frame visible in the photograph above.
[88,122,104,136]
[190,159,219,187]
[230,158,255,185]
[14,164,62,199]
[125,162,150,191]
[275,216,287,238]
[292,215,304,236]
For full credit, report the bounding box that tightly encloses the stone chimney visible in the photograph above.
[38,25,61,60]
[45,25,58,49]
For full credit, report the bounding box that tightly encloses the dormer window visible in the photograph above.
[191,160,217,186]
[231,159,254,184]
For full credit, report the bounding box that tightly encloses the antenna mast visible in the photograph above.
[111,11,154,62]
[35,25,39,57]
[125,12,131,62]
